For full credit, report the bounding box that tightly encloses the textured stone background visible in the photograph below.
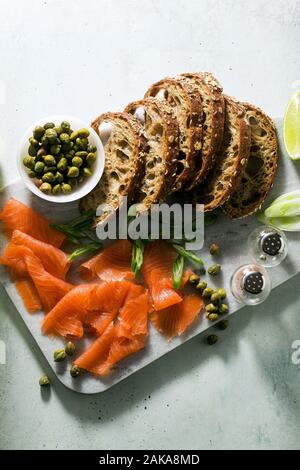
[0,0,300,450]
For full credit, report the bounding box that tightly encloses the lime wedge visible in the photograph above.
[283,91,300,160]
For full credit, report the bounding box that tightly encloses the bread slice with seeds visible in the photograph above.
[144,77,203,190]
[80,112,146,224]
[180,72,225,189]
[193,96,251,211]
[223,103,278,219]
[124,97,179,212]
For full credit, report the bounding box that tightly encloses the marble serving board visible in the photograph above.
[0,118,299,394]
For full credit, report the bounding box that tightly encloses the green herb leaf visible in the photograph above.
[68,243,102,262]
[131,239,145,277]
[172,255,184,289]
[172,243,204,266]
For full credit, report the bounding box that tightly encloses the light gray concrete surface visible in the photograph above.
[0,0,300,450]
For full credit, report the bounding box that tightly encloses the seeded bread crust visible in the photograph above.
[181,72,225,189]
[144,77,203,190]
[223,102,278,219]
[193,95,251,211]
[80,112,146,223]
[124,97,179,212]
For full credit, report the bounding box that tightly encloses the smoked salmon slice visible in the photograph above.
[0,198,65,247]
[24,254,73,312]
[79,239,134,281]
[41,281,140,338]
[117,291,150,339]
[15,278,42,313]
[141,241,191,311]
[42,284,95,338]
[74,323,145,376]
[151,293,204,340]
[0,231,71,279]
[0,243,32,279]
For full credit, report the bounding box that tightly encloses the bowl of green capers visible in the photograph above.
[18,116,105,203]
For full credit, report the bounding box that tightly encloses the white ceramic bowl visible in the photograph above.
[17,115,105,203]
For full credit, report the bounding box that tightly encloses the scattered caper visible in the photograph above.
[44,122,55,129]
[219,303,229,315]
[76,137,88,149]
[86,152,96,165]
[70,364,81,378]
[61,121,71,133]
[23,156,35,169]
[33,126,45,140]
[211,292,222,303]
[202,287,214,298]
[217,320,229,330]
[67,166,79,178]
[216,288,226,299]
[72,156,83,168]
[50,144,61,155]
[65,341,76,356]
[57,157,68,172]
[39,182,52,194]
[41,136,49,146]
[210,243,220,256]
[75,151,88,158]
[77,128,90,138]
[54,348,66,362]
[39,375,50,387]
[28,144,37,156]
[55,171,64,183]
[196,281,207,293]
[189,274,200,285]
[44,154,56,166]
[29,137,39,147]
[45,128,58,143]
[208,264,221,276]
[42,172,55,183]
[34,161,45,173]
[52,184,62,195]
[207,313,219,322]
[59,133,70,143]
[83,167,92,177]
[87,144,97,153]
[28,170,37,178]
[70,130,79,141]
[53,126,62,136]
[207,334,218,345]
[61,183,72,194]
[37,147,47,159]
[205,303,218,313]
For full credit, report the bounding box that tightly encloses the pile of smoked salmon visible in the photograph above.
[0,198,204,377]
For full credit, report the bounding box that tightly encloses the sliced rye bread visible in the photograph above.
[80,112,146,224]
[180,72,225,189]
[192,95,251,211]
[223,103,278,219]
[144,77,203,190]
[124,97,179,212]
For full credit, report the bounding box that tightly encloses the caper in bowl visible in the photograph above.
[17,115,105,203]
